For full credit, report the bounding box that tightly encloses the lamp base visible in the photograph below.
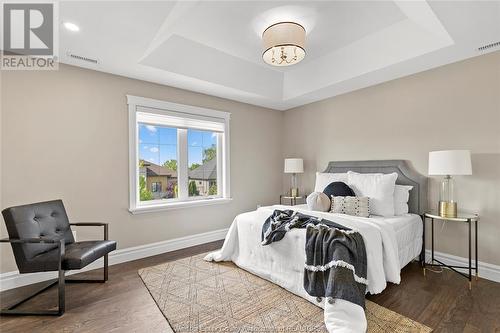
[290,188,299,197]
[439,201,457,218]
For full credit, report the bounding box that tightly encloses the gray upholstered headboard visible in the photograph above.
[323,160,427,215]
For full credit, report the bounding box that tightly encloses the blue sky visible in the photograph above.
[138,123,216,167]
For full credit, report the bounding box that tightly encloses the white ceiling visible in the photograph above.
[59,1,500,110]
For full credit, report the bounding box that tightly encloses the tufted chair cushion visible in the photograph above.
[2,200,75,273]
[19,240,117,273]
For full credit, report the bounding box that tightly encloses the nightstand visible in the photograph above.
[279,195,306,206]
[423,211,479,289]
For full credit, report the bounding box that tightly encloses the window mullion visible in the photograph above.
[178,129,188,199]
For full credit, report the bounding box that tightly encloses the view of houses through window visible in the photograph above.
[188,129,217,197]
[138,123,218,202]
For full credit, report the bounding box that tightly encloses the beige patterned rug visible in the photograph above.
[139,253,431,333]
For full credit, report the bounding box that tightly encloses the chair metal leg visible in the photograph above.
[0,269,66,316]
[104,254,109,281]
[0,277,66,316]
[0,279,60,315]
[1,240,67,316]
[0,259,111,316]
[0,309,62,316]
[58,266,65,315]
[104,224,109,282]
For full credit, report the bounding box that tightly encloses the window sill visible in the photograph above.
[129,197,233,214]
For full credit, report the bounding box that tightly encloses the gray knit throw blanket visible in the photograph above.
[261,209,367,308]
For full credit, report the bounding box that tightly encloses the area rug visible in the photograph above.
[139,253,432,333]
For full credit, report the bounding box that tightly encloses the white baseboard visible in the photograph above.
[0,228,228,291]
[425,250,500,283]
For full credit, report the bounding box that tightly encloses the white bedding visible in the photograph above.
[293,205,423,269]
[370,213,423,268]
[204,205,423,333]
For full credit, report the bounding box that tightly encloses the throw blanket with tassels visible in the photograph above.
[261,210,367,308]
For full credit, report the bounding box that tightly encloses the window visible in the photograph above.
[151,182,162,193]
[128,95,231,213]
[188,129,218,197]
[139,124,177,200]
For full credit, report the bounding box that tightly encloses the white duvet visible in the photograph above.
[204,205,404,333]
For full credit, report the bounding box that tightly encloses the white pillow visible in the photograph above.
[347,171,398,217]
[394,185,413,215]
[306,192,331,212]
[314,172,348,192]
[331,196,370,217]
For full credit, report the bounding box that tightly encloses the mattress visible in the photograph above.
[371,214,423,268]
[294,204,423,269]
[205,204,418,332]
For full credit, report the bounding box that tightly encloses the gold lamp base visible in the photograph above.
[439,201,457,218]
[290,188,299,197]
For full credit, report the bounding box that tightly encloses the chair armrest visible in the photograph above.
[69,222,107,227]
[0,237,66,261]
[69,222,108,240]
[0,237,66,268]
[0,236,64,244]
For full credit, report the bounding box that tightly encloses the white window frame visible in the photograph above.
[127,95,231,214]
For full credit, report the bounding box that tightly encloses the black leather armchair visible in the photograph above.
[1,200,116,316]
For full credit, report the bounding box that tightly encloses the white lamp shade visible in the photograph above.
[262,22,306,66]
[284,158,304,173]
[428,150,472,175]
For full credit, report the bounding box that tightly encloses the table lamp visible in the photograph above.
[428,150,472,217]
[284,158,303,197]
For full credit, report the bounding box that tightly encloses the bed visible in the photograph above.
[205,160,427,333]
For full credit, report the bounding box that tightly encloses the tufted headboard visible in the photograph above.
[323,160,427,215]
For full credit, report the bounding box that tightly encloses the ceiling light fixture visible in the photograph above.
[63,22,80,32]
[262,22,306,67]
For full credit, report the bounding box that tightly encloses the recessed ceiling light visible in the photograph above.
[64,22,80,32]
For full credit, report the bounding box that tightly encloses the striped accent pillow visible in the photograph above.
[331,196,370,217]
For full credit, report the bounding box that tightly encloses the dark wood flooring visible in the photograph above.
[1,241,499,332]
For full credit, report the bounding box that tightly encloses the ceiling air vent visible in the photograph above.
[478,41,500,52]
[67,52,98,64]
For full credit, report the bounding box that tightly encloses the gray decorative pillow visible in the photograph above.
[331,196,370,217]
[306,192,331,212]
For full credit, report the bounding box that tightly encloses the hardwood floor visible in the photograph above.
[1,241,499,332]
[367,263,500,332]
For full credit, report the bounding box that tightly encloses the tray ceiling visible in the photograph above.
[59,1,500,110]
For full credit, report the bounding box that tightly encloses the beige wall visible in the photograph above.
[1,52,499,274]
[283,51,500,265]
[0,64,284,273]
[0,70,3,252]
